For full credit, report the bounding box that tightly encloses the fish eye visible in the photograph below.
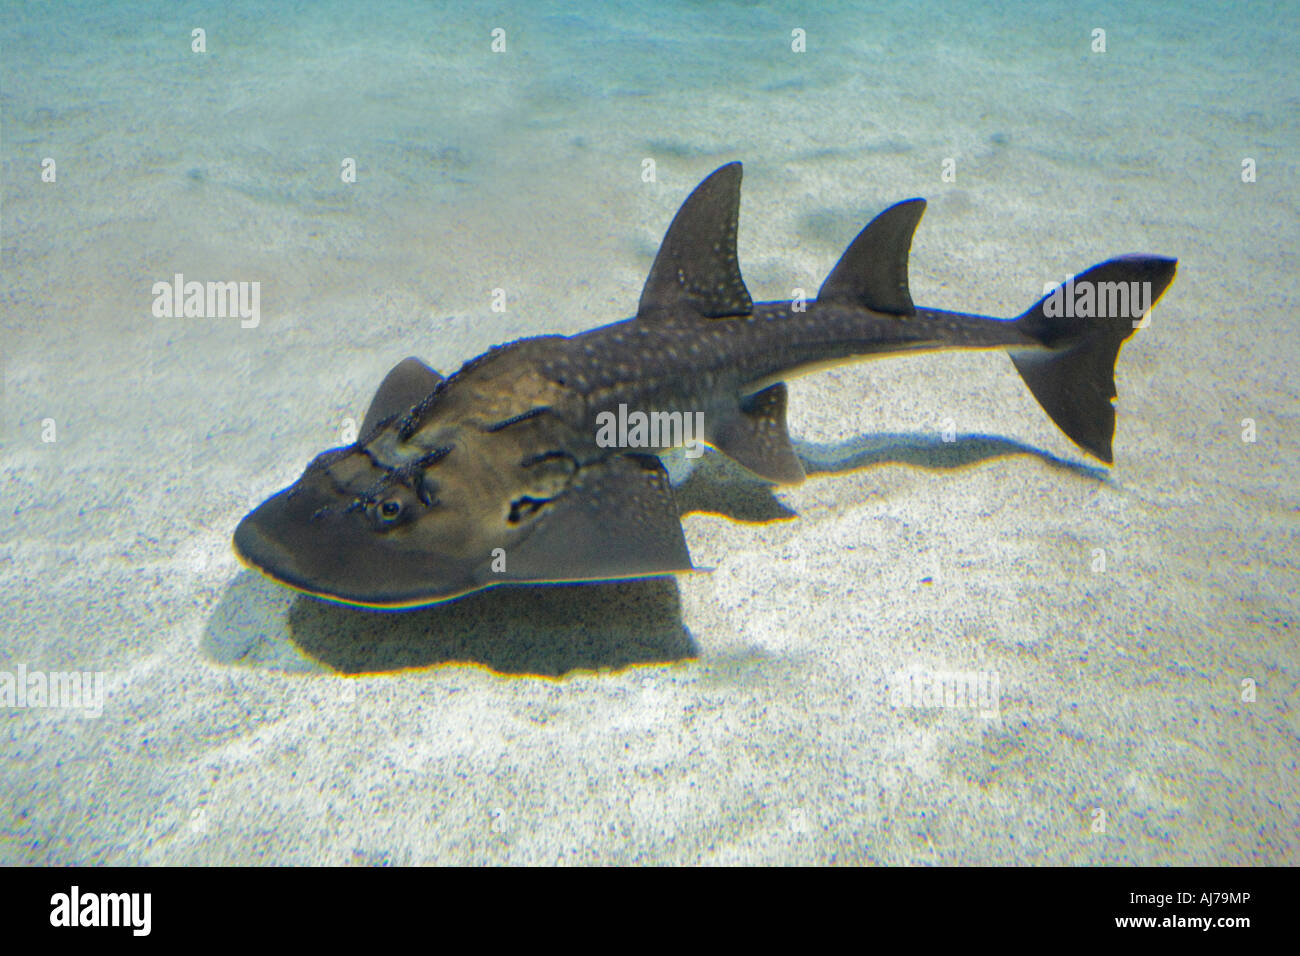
[373,498,403,526]
[365,489,421,531]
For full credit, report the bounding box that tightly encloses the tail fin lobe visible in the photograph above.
[1011,255,1177,463]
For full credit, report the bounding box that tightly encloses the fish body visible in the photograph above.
[234,163,1177,608]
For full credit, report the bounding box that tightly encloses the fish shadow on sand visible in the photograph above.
[794,431,1108,482]
[675,430,1104,520]
[203,572,698,678]
[203,431,1100,677]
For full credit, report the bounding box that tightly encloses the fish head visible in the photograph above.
[232,427,583,608]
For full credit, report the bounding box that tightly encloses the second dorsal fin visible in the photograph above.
[636,162,754,321]
[818,198,926,316]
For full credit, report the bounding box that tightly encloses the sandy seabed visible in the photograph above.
[1,1,1296,864]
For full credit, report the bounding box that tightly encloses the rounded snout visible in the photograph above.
[232,476,480,609]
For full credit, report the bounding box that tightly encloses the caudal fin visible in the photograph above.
[1011,255,1177,463]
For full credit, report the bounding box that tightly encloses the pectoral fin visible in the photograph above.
[502,454,693,584]
[707,383,806,484]
[360,357,444,436]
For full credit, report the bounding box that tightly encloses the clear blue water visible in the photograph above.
[1,1,1296,864]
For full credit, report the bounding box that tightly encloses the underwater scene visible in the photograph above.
[1,0,1296,865]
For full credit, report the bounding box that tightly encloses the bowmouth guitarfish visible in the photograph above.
[234,163,1176,608]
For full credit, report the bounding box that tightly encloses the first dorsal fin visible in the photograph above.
[637,162,754,321]
[817,198,926,316]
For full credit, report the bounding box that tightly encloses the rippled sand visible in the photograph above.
[2,0,1296,864]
